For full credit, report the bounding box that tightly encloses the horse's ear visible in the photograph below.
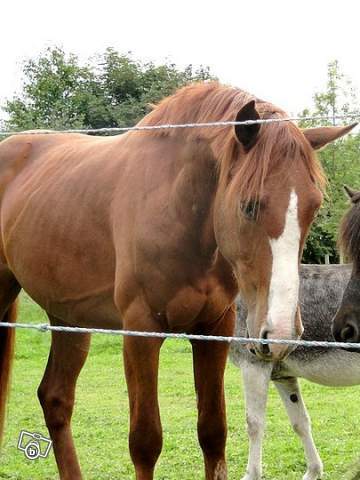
[234,100,261,151]
[344,185,360,204]
[302,123,357,150]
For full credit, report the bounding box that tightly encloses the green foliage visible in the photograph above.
[300,61,360,264]
[4,47,94,130]
[3,47,214,131]
[97,48,212,128]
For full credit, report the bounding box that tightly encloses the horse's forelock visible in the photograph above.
[221,120,326,206]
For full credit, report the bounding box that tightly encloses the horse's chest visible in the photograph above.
[162,282,233,332]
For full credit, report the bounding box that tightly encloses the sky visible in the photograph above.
[1,0,359,121]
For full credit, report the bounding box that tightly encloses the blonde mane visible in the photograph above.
[139,82,325,201]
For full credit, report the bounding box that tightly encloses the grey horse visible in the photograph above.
[230,264,359,480]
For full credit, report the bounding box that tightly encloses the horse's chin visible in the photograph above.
[247,343,274,362]
[254,350,273,362]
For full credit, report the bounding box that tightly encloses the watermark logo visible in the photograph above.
[17,430,52,460]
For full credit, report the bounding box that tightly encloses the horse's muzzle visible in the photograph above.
[252,327,294,362]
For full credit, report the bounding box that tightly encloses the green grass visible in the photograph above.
[1,294,360,479]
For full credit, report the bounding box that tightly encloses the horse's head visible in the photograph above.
[333,186,360,347]
[214,100,356,361]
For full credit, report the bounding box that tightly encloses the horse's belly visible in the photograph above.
[18,279,121,329]
[8,249,118,324]
[284,351,360,386]
[1,181,118,323]
[45,293,122,329]
[1,213,121,328]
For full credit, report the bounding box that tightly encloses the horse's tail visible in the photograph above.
[0,301,17,445]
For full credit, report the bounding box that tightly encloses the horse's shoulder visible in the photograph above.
[0,135,36,189]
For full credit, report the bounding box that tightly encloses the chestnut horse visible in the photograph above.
[0,82,353,480]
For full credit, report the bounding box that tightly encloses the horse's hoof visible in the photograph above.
[241,472,262,480]
[302,463,323,480]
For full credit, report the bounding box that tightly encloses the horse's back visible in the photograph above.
[0,133,125,325]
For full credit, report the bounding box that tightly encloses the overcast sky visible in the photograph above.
[1,0,359,120]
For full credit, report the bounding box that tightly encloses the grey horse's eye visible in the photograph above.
[240,200,261,220]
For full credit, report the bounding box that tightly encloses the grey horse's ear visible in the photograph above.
[344,185,360,204]
[234,100,261,151]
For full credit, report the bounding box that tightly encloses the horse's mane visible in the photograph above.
[139,82,325,201]
[339,201,360,267]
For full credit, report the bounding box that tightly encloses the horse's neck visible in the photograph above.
[167,139,219,255]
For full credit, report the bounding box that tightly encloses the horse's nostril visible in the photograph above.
[260,328,270,355]
[341,324,355,341]
[340,320,359,343]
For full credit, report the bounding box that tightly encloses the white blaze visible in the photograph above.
[268,190,300,337]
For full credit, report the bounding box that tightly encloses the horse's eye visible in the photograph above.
[240,200,261,220]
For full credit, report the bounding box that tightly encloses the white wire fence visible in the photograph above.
[0,321,359,350]
[0,113,359,137]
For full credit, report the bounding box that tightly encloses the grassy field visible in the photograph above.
[0,294,360,479]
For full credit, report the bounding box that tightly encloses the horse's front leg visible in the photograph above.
[124,332,163,480]
[274,378,323,480]
[191,309,235,480]
[241,359,272,480]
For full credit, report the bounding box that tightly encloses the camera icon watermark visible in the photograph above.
[17,430,52,460]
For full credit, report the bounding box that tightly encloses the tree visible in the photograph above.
[97,48,212,127]
[4,47,95,130]
[300,61,360,264]
[3,47,214,131]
